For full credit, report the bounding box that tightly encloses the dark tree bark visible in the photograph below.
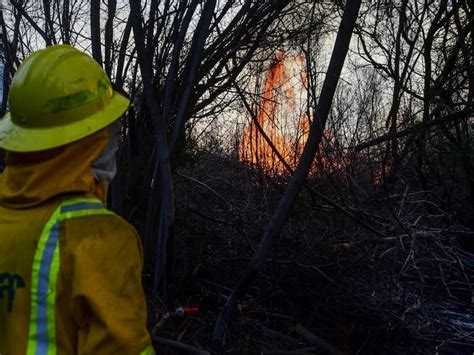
[90,0,103,65]
[0,5,22,115]
[162,0,199,126]
[104,0,117,76]
[42,0,55,45]
[0,11,13,116]
[168,0,217,157]
[129,0,175,292]
[61,0,71,44]
[115,15,132,87]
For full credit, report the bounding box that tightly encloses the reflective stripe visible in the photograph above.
[35,222,60,355]
[140,345,155,355]
[42,75,112,115]
[60,202,103,213]
[27,197,113,354]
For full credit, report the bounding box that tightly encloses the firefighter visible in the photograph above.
[0,45,154,354]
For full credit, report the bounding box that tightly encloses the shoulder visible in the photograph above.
[64,212,138,235]
[60,212,143,257]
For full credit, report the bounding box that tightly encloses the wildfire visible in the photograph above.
[239,51,350,177]
[240,51,305,174]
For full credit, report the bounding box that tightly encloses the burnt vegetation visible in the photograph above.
[1,0,473,353]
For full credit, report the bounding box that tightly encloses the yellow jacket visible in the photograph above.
[0,129,154,354]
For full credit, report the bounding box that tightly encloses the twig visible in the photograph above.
[438,264,454,298]
[244,319,302,346]
[177,171,231,208]
[292,323,346,355]
[353,109,471,151]
[177,171,255,252]
[262,350,318,355]
[152,335,210,355]
[455,254,474,304]
[186,206,232,226]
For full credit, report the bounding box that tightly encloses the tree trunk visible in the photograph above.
[129,0,175,292]
[104,0,117,76]
[62,0,71,44]
[42,0,55,45]
[212,0,362,347]
[90,0,103,65]
[168,0,217,157]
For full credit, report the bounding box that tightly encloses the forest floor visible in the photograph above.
[138,153,474,354]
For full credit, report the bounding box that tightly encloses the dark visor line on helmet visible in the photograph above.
[41,75,112,115]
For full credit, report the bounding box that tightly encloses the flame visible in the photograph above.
[240,51,304,174]
[240,51,351,178]
[372,163,390,185]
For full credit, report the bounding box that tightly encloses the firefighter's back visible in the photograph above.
[0,200,58,354]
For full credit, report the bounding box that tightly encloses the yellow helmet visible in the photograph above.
[0,45,130,152]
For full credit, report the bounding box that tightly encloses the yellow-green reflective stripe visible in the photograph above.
[27,207,61,355]
[27,198,112,354]
[58,197,103,207]
[46,233,60,355]
[140,345,155,355]
[42,75,112,114]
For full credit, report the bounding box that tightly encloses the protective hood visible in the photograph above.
[91,120,120,182]
[0,128,109,209]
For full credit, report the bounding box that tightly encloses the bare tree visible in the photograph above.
[212,0,362,346]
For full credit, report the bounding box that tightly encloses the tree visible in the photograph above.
[213,0,362,346]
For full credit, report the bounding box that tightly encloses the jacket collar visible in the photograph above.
[0,128,109,209]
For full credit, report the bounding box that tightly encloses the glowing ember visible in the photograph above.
[372,163,390,185]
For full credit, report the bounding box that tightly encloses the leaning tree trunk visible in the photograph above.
[212,0,362,347]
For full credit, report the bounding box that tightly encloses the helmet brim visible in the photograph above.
[0,91,130,152]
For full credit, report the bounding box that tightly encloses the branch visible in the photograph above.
[129,0,175,291]
[168,0,217,156]
[9,0,48,42]
[230,69,385,240]
[152,336,210,355]
[292,323,345,355]
[354,110,471,151]
[212,0,362,348]
[90,0,103,65]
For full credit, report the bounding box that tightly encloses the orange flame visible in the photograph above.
[372,163,390,185]
[240,51,294,174]
[240,52,351,177]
